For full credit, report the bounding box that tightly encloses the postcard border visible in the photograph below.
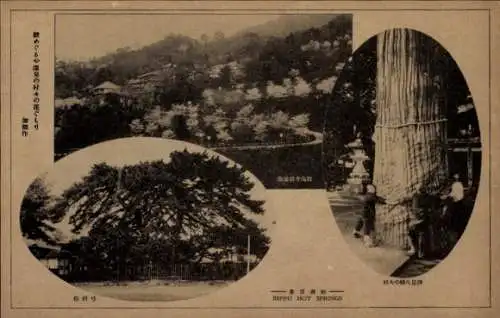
[7,7,493,310]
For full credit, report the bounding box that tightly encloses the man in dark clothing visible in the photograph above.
[407,188,433,257]
[353,184,381,248]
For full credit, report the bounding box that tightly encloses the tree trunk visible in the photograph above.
[372,29,448,249]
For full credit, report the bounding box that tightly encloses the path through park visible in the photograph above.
[210,128,323,151]
[328,191,410,276]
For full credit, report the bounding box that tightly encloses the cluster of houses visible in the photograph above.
[54,55,346,111]
[208,61,245,80]
[55,81,132,109]
[28,243,72,277]
[300,34,352,52]
[55,77,340,113]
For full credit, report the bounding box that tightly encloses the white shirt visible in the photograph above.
[449,181,464,202]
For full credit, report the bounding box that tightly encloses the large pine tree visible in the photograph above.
[48,150,269,278]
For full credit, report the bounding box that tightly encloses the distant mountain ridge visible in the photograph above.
[55,14,352,98]
[232,14,343,38]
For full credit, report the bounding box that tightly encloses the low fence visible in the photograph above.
[131,262,259,282]
[61,261,261,283]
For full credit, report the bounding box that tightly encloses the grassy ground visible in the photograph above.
[328,192,410,276]
[74,280,231,302]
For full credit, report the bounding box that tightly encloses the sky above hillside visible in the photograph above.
[56,14,280,62]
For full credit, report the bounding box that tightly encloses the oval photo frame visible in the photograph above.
[20,137,273,302]
[323,28,482,278]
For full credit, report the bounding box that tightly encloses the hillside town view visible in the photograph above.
[54,14,352,188]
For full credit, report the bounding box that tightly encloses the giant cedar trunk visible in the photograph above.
[372,29,448,248]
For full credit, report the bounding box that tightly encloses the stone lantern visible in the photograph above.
[345,131,371,193]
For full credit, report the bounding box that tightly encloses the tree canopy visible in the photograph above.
[20,177,61,246]
[45,150,269,276]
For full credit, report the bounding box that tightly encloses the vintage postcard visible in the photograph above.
[1,1,498,318]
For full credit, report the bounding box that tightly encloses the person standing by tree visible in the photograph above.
[441,173,465,238]
[407,187,433,257]
[353,183,383,248]
[352,183,367,240]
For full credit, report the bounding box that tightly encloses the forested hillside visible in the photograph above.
[55,14,351,98]
[54,15,353,188]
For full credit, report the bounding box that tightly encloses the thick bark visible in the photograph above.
[373,29,448,248]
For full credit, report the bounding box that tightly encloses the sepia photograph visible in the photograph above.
[323,28,481,277]
[20,138,274,302]
[54,14,353,189]
[2,1,495,312]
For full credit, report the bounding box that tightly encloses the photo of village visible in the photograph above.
[54,14,352,188]
[323,28,481,277]
[21,138,272,302]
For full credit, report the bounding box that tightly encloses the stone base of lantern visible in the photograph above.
[346,170,371,194]
[346,179,369,194]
